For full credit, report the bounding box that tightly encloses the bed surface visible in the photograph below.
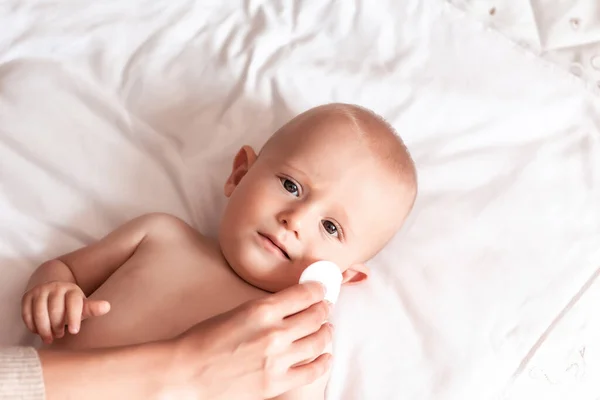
[1,1,600,399]
[451,0,600,87]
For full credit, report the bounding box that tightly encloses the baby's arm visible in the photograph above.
[25,213,173,295]
[22,212,182,343]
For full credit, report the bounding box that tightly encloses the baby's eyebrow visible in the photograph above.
[281,162,311,185]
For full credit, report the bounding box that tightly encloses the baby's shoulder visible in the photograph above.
[131,212,223,263]
[135,212,207,245]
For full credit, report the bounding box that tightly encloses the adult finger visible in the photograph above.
[265,282,325,320]
[280,322,333,368]
[21,294,36,334]
[48,292,66,339]
[271,353,332,398]
[282,301,329,342]
[33,293,52,344]
[65,290,84,334]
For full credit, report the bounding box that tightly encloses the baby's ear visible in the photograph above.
[341,263,370,285]
[224,145,257,197]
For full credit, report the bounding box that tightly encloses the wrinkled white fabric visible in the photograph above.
[451,0,600,87]
[1,1,599,399]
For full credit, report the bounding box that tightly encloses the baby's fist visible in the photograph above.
[21,281,110,344]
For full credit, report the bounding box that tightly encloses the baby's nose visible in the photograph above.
[278,212,305,237]
[280,215,301,233]
[277,203,315,237]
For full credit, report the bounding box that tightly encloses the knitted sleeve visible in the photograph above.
[0,347,45,400]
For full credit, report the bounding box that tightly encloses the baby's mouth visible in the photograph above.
[259,233,291,260]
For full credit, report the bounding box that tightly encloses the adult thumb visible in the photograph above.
[82,299,111,320]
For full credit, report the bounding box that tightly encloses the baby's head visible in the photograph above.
[218,103,417,292]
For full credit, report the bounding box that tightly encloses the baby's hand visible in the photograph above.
[21,281,110,344]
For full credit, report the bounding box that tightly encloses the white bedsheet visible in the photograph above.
[1,1,600,399]
[451,0,600,87]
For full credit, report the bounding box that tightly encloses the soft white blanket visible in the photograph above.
[1,1,599,399]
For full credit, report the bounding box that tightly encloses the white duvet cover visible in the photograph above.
[1,1,599,399]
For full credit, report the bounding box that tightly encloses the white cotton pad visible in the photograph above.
[299,261,343,304]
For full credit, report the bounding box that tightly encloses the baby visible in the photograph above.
[21,103,417,399]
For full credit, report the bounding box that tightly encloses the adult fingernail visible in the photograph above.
[317,282,327,295]
[325,301,334,314]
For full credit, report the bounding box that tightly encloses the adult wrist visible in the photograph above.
[154,335,211,400]
[38,343,171,400]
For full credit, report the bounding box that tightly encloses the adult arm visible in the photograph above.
[4,282,333,400]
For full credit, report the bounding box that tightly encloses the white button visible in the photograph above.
[570,63,583,76]
[570,18,581,30]
[591,56,600,71]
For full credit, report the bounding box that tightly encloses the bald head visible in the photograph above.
[261,103,418,208]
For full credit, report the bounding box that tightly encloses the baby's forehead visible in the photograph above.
[333,170,403,215]
[265,127,399,195]
[274,143,381,187]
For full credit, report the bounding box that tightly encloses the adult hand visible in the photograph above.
[37,282,332,400]
[170,281,333,400]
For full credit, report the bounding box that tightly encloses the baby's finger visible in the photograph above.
[48,292,66,339]
[65,290,84,334]
[33,293,53,344]
[82,299,110,320]
[21,294,36,334]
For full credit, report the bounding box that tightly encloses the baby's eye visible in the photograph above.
[281,178,299,197]
[322,220,339,237]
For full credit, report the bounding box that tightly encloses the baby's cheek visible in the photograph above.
[289,265,306,286]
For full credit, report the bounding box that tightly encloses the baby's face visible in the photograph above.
[218,118,412,292]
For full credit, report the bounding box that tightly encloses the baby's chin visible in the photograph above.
[226,259,296,293]
[219,237,302,293]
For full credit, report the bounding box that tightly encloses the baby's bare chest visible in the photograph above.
[53,239,265,350]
